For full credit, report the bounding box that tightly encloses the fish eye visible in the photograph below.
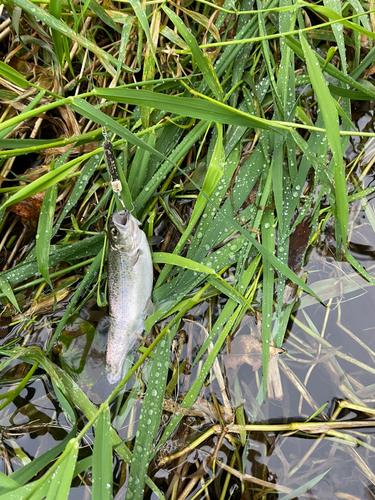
[110,227,118,236]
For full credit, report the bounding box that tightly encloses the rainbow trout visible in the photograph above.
[106,210,153,384]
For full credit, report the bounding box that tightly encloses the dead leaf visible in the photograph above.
[8,56,34,75]
[224,334,283,373]
[7,165,47,230]
[12,289,71,322]
[288,216,311,273]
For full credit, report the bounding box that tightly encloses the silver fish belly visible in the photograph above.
[106,210,153,384]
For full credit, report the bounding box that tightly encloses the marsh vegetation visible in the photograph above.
[1,0,375,498]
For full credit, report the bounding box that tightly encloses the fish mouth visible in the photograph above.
[112,210,129,227]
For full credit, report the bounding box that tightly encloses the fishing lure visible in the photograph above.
[102,127,123,204]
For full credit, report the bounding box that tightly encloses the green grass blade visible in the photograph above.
[115,19,133,83]
[88,0,122,33]
[285,35,375,99]
[127,330,173,497]
[309,4,375,40]
[48,0,63,66]
[95,88,280,131]
[0,61,28,88]
[0,151,93,212]
[261,194,275,398]
[71,98,166,159]
[10,0,132,72]
[0,274,20,312]
[300,33,348,243]
[45,248,104,353]
[162,5,223,101]
[92,407,113,500]
[187,144,241,259]
[10,427,77,486]
[36,162,58,287]
[52,153,103,237]
[153,253,216,275]
[344,247,375,287]
[0,473,20,493]
[156,124,224,283]
[127,0,159,72]
[0,476,51,500]
[45,441,78,500]
[154,253,249,307]
[52,383,76,424]
[279,469,330,500]
[3,234,104,287]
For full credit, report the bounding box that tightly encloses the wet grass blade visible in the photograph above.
[279,469,330,500]
[88,0,122,34]
[0,274,20,312]
[0,61,28,88]
[157,124,224,284]
[162,5,223,101]
[310,4,375,40]
[285,35,375,99]
[153,253,249,307]
[0,152,94,212]
[45,441,78,500]
[344,247,375,287]
[300,33,348,244]
[11,0,131,72]
[48,0,63,66]
[153,253,217,275]
[127,330,173,497]
[92,407,113,500]
[0,474,19,494]
[95,88,280,131]
[36,161,58,287]
[71,98,166,159]
[46,248,104,353]
[115,20,133,83]
[4,234,104,287]
[261,196,275,399]
[0,476,51,500]
[10,427,77,486]
[127,0,159,72]
[52,153,103,237]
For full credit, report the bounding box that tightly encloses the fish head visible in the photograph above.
[108,210,142,252]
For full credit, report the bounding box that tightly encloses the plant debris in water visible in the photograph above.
[1,0,375,498]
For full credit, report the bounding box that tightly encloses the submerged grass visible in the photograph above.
[1,0,375,497]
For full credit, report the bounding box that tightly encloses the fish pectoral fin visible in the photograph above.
[147,235,164,246]
[130,248,142,266]
[144,296,154,316]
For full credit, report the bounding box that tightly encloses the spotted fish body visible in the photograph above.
[106,210,153,384]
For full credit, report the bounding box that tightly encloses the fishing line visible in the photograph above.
[81,30,127,212]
